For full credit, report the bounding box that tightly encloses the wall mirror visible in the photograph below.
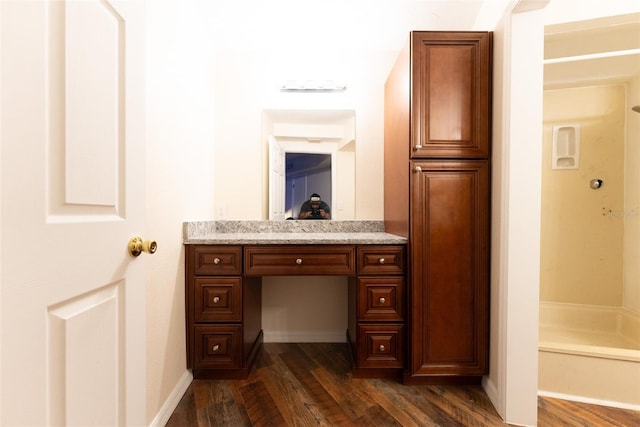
[263,109,355,220]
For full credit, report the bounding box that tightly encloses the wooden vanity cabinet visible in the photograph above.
[186,243,407,379]
[348,245,406,378]
[185,245,262,379]
[384,31,492,383]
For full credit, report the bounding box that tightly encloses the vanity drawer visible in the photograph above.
[357,277,404,321]
[192,245,242,276]
[194,278,242,323]
[357,246,405,275]
[357,324,404,368]
[244,245,355,276]
[193,325,242,369]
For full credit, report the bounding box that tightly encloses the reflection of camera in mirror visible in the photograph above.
[311,209,321,218]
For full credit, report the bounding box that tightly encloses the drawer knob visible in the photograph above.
[212,344,220,352]
[296,258,303,265]
[378,258,385,264]
[379,297,386,304]
[213,257,221,264]
[213,296,220,304]
[378,345,386,352]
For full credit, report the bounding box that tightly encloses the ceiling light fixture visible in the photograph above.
[280,80,347,92]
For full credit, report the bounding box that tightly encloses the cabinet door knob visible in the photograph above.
[213,296,220,304]
[213,257,221,264]
[379,297,386,304]
[212,344,220,352]
[296,258,303,265]
[413,144,423,151]
[414,166,422,173]
[378,345,386,352]
[378,258,385,264]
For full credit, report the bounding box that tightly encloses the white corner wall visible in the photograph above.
[484,6,544,426]
[503,10,545,424]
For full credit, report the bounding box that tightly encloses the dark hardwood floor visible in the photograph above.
[166,343,640,426]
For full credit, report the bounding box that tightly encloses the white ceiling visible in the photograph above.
[198,0,508,51]
[186,0,639,87]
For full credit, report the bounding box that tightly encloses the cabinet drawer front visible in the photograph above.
[193,325,242,369]
[357,277,404,321]
[357,324,404,368]
[357,245,405,275]
[194,278,242,322]
[244,245,355,276]
[192,246,242,276]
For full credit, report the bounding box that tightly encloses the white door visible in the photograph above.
[1,1,147,425]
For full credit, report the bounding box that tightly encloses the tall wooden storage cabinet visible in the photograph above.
[384,31,492,383]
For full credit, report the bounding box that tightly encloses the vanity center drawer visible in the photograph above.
[244,245,356,276]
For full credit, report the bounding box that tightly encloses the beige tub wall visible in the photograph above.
[541,84,626,306]
[624,75,640,313]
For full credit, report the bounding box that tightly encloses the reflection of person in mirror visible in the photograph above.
[298,193,331,220]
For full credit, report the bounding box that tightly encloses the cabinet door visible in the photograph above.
[411,32,491,159]
[409,161,489,376]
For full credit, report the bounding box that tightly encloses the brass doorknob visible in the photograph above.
[128,236,158,257]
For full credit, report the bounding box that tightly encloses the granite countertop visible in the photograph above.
[183,220,407,245]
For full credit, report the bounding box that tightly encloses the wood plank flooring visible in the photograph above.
[166,343,640,426]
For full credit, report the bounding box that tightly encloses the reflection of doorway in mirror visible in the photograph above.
[264,109,355,220]
[285,153,332,219]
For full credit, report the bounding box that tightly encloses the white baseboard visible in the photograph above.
[263,330,346,343]
[538,390,640,411]
[149,369,193,427]
[482,376,503,419]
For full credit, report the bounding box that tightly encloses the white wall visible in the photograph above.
[145,1,216,424]
[143,1,640,426]
[485,6,545,426]
[142,1,517,424]
[211,49,393,221]
[262,277,348,342]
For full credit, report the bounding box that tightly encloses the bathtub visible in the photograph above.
[538,302,640,410]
